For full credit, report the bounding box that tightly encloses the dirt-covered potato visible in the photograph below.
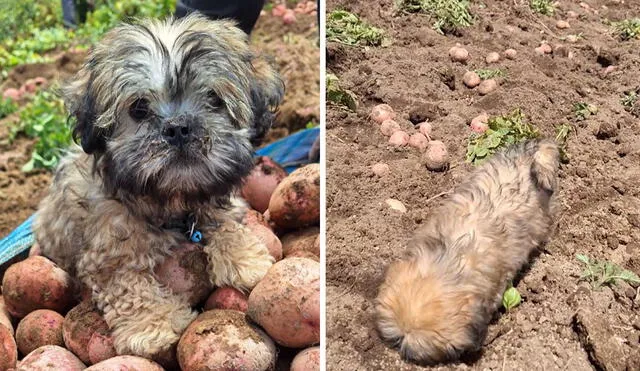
[243,209,271,229]
[16,309,64,356]
[84,355,164,370]
[63,301,115,365]
[281,227,320,258]
[291,346,320,371]
[155,243,212,306]
[204,287,248,312]
[18,345,85,371]
[268,164,320,229]
[241,156,288,213]
[0,297,14,335]
[247,258,320,348]
[246,221,283,261]
[177,310,276,371]
[1,256,75,318]
[285,250,320,262]
[0,324,17,370]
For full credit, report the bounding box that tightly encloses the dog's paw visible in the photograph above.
[112,307,197,357]
[231,247,275,290]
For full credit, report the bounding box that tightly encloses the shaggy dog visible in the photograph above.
[375,139,560,365]
[34,14,283,358]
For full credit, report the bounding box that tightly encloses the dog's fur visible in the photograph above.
[34,14,283,357]
[375,139,560,365]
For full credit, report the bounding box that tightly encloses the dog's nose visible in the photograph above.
[162,123,191,147]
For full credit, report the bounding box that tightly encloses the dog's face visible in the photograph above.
[64,14,283,202]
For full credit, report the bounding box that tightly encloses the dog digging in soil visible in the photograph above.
[34,14,283,359]
[375,138,560,365]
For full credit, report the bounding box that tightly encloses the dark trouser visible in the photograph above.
[175,0,266,35]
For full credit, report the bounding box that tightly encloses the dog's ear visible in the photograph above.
[63,68,109,154]
[248,55,284,147]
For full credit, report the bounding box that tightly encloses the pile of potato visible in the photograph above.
[0,159,320,370]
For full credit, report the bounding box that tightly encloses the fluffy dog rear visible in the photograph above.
[375,139,560,364]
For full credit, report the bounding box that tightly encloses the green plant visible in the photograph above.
[326,73,358,110]
[326,10,386,46]
[502,285,521,311]
[573,102,598,121]
[530,0,555,16]
[621,90,638,109]
[474,68,505,80]
[466,109,540,165]
[555,123,573,163]
[612,18,640,40]
[0,98,18,119]
[10,90,73,171]
[396,0,473,34]
[577,254,640,289]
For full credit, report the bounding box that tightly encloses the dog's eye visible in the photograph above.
[129,98,150,121]
[208,91,223,108]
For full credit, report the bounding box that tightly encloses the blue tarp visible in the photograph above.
[0,127,320,266]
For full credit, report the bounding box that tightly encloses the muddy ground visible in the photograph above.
[0,8,319,238]
[326,0,640,370]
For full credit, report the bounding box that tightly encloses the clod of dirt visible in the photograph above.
[504,48,517,59]
[595,121,619,139]
[371,163,390,177]
[486,52,500,63]
[567,11,579,19]
[438,67,456,91]
[556,20,570,29]
[554,45,572,58]
[573,308,627,371]
[536,44,553,55]
[409,103,446,124]
[463,71,481,88]
[385,199,406,213]
[478,79,498,95]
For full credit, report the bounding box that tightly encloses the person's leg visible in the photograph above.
[175,0,266,35]
[61,0,78,28]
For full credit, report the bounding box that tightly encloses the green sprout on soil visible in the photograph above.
[621,90,638,109]
[326,73,358,111]
[396,0,473,34]
[573,102,598,121]
[10,90,72,171]
[326,10,386,46]
[0,98,18,119]
[466,108,540,165]
[576,254,640,290]
[555,123,573,163]
[530,0,555,16]
[612,18,640,41]
[502,285,521,311]
[474,68,505,80]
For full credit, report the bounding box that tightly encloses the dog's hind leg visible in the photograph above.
[202,219,275,292]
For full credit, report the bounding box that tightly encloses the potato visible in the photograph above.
[155,243,212,306]
[63,301,115,365]
[380,119,401,136]
[448,46,469,63]
[177,310,276,371]
[291,346,320,371]
[243,208,271,229]
[477,79,498,95]
[18,345,85,371]
[272,4,286,17]
[282,9,296,24]
[408,133,429,151]
[241,156,287,213]
[423,140,449,172]
[556,20,570,29]
[203,287,248,312]
[246,222,283,261]
[2,88,21,101]
[371,163,390,177]
[281,227,320,258]
[463,71,481,88]
[268,164,320,229]
[504,48,517,59]
[389,131,409,146]
[0,324,17,370]
[0,297,14,336]
[417,122,433,139]
[285,251,320,262]
[485,52,500,63]
[247,258,320,348]
[470,112,489,133]
[16,309,64,356]
[85,356,163,370]
[370,104,396,124]
[2,256,75,318]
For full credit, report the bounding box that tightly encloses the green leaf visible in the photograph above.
[576,254,590,265]
[502,287,521,311]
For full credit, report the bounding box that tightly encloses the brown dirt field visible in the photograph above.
[0,9,319,239]
[326,1,640,370]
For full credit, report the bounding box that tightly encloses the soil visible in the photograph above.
[0,8,319,239]
[326,1,640,370]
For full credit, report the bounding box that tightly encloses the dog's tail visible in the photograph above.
[375,256,484,365]
[530,139,560,192]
